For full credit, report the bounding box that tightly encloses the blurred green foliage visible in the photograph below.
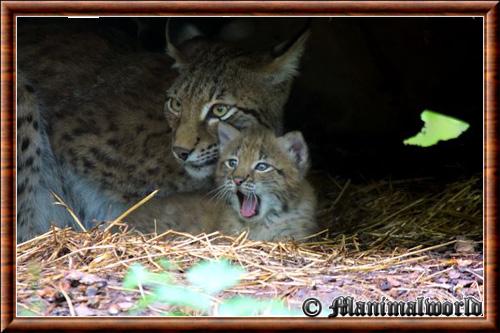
[123,259,296,316]
[186,259,244,294]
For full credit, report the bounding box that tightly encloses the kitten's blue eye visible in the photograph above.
[225,158,238,169]
[255,162,272,172]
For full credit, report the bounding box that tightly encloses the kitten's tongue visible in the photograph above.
[240,194,258,218]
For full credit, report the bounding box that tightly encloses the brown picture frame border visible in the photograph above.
[1,1,498,331]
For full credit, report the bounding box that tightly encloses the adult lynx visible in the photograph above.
[16,19,308,241]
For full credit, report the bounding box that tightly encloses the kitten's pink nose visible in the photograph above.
[233,177,245,186]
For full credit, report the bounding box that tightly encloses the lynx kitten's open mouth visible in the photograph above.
[236,191,261,218]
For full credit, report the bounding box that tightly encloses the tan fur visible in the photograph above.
[17,20,308,241]
[128,127,318,241]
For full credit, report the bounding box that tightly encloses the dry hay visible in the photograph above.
[16,175,483,316]
[315,173,483,248]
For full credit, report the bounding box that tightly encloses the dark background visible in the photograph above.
[25,17,484,181]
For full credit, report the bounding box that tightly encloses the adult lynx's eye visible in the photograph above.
[166,97,181,115]
[254,162,272,172]
[225,158,238,169]
[211,104,231,118]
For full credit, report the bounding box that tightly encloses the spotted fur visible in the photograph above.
[16,73,73,241]
[128,125,318,241]
[16,20,308,241]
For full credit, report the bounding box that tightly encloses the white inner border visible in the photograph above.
[14,15,486,318]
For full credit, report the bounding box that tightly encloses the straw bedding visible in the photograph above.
[16,175,483,316]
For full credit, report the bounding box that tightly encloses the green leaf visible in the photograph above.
[158,259,177,271]
[155,284,212,311]
[146,271,172,285]
[166,310,191,316]
[186,259,245,294]
[123,263,171,289]
[18,309,38,316]
[127,293,158,315]
[123,264,148,289]
[403,110,469,147]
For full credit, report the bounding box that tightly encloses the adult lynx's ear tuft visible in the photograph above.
[260,23,310,84]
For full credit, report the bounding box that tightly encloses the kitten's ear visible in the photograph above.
[260,23,310,84]
[165,20,204,69]
[217,122,241,151]
[277,131,310,176]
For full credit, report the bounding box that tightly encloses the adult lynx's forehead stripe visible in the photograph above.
[200,102,213,120]
[200,88,226,120]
